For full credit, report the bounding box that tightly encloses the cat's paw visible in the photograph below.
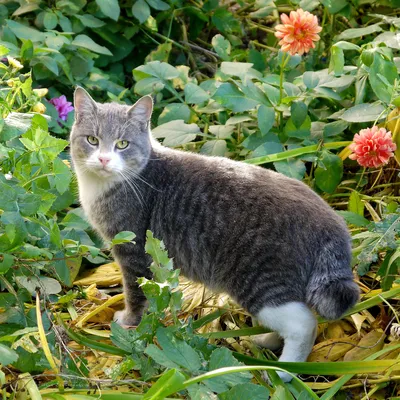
[262,370,294,383]
[113,310,141,327]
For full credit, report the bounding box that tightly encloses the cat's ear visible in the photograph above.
[128,95,153,122]
[74,87,97,120]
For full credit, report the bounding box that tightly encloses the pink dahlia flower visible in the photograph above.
[49,95,74,121]
[275,9,322,56]
[349,126,397,168]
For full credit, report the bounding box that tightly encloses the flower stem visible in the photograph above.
[279,52,290,105]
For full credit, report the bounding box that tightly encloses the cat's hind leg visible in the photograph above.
[252,332,283,351]
[256,302,317,382]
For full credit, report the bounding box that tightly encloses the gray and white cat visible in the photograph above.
[70,87,359,382]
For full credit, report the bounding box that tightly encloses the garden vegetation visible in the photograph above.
[1,0,400,398]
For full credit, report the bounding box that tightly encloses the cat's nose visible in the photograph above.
[98,156,111,166]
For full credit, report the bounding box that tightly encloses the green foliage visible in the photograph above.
[1,0,400,398]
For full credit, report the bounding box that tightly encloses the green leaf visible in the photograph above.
[369,53,398,103]
[184,83,210,104]
[336,211,370,227]
[76,14,106,28]
[320,0,348,14]
[213,83,258,112]
[112,231,136,245]
[16,276,62,296]
[72,34,112,56]
[212,34,231,61]
[43,11,58,30]
[0,253,14,274]
[145,231,170,267]
[96,0,120,21]
[145,344,181,369]
[205,348,252,393]
[135,61,179,80]
[315,151,343,194]
[348,191,364,216]
[274,159,306,180]
[132,0,151,24]
[18,193,41,216]
[329,46,344,76]
[158,103,191,125]
[152,120,200,147]
[340,103,386,123]
[146,0,170,10]
[52,158,71,194]
[257,105,275,135]
[323,120,348,138]
[303,71,319,89]
[200,140,227,156]
[336,23,383,40]
[219,383,270,400]
[291,102,308,129]
[20,127,68,161]
[220,62,254,78]
[284,116,311,139]
[0,343,19,365]
[6,20,46,42]
[156,327,202,373]
[143,369,186,400]
[334,41,361,51]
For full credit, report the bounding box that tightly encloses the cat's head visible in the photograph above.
[70,87,153,180]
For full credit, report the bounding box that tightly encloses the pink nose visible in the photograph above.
[98,156,111,166]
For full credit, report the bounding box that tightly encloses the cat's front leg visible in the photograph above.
[112,242,151,327]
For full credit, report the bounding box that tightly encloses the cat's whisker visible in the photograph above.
[124,167,160,192]
[117,171,145,209]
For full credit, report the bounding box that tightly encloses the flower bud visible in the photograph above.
[361,49,374,67]
[33,88,49,98]
[7,57,23,70]
[32,102,46,114]
[6,79,14,87]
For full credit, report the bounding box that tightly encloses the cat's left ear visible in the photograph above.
[127,95,153,122]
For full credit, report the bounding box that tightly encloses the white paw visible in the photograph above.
[113,310,138,327]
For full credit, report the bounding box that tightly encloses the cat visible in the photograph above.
[70,87,359,382]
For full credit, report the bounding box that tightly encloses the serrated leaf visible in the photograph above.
[219,383,270,400]
[205,348,252,393]
[184,83,210,104]
[53,158,71,194]
[284,116,311,139]
[0,253,14,274]
[156,327,202,373]
[213,83,258,112]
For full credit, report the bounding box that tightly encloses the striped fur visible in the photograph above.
[70,89,359,343]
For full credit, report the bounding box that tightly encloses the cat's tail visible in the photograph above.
[306,242,360,321]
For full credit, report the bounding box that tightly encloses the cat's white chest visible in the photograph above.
[75,170,116,234]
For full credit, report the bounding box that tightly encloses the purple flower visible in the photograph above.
[49,95,74,121]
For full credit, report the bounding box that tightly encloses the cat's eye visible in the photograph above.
[116,140,129,149]
[87,136,99,145]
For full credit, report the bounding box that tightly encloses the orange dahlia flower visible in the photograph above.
[349,126,397,168]
[275,9,322,56]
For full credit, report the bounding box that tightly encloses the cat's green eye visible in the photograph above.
[116,140,129,149]
[87,136,98,145]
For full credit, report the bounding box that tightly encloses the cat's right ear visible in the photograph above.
[74,87,96,122]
